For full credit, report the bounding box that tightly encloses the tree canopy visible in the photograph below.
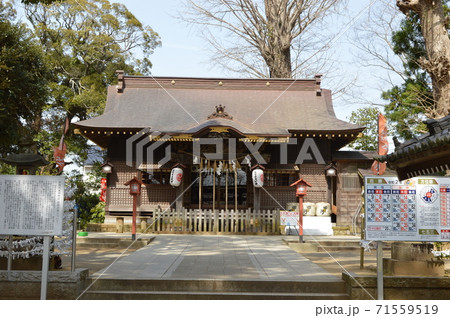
[0,1,48,156]
[19,0,160,170]
[353,1,448,143]
[380,1,450,141]
[347,107,380,151]
[381,12,430,140]
[396,0,450,119]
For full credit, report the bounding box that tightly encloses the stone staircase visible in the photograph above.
[284,239,391,253]
[76,236,155,249]
[78,278,349,300]
[316,240,366,252]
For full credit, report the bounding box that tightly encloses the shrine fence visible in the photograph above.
[147,208,280,234]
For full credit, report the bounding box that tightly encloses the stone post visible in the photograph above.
[116,217,124,233]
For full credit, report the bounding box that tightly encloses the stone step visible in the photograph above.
[313,240,361,247]
[284,239,361,247]
[85,278,347,293]
[76,242,125,249]
[81,290,349,300]
[77,237,123,243]
[317,246,362,252]
[285,240,391,253]
[76,237,152,243]
[79,278,349,300]
[76,237,154,249]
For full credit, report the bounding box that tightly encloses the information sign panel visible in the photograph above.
[0,175,64,236]
[365,176,450,242]
[280,210,299,227]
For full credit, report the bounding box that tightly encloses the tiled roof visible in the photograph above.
[379,114,450,180]
[75,75,363,137]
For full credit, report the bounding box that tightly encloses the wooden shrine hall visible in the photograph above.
[74,72,371,234]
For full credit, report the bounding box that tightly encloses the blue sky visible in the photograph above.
[116,0,229,78]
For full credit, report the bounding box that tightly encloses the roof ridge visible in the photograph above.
[115,71,321,92]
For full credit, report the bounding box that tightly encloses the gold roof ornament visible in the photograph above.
[207,104,233,120]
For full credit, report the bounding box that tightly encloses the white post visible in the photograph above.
[41,236,51,300]
[71,209,77,272]
[377,241,384,300]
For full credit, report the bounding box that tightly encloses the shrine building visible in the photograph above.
[74,71,372,234]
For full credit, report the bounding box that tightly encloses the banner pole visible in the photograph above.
[71,207,77,272]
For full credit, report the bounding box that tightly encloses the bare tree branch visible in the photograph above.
[179,0,347,79]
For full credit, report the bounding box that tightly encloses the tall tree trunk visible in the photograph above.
[264,0,292,78]
[397,0,450,118]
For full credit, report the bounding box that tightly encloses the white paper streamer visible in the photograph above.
[359,240,373,252]
[216,161,223,175]
[431,249,450,259]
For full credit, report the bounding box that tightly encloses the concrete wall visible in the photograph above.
[0,269,89,300]
[342,273,450,300]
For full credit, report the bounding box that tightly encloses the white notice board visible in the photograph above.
[280,210,299,227]
[365,176,450,242]
[0,175,65,236]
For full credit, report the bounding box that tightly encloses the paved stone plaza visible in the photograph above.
[91,235,341,281]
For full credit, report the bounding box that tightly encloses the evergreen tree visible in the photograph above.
[23,0,161,169]
[392,0,450,126]
[0,1,49,157]
[347,107,380,151]
[381,7,446,140]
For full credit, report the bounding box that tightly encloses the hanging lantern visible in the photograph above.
[170,167,183,187]
[252,168,264,188]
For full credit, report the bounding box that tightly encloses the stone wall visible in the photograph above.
[0,269,89,300]
[342,273,450,300]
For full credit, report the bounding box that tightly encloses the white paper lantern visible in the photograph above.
[252,168,264,188]
[170,167,183,187]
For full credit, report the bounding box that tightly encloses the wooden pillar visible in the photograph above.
[254,187,261,212]
[327,177,332,206]
[213,161,216,212]
[234,168,238,212]
[213,161,218,232]
[176,183,183,212]
[199,159,202,210]
[225,164,229,211]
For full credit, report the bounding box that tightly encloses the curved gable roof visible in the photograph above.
[75,75,363,138]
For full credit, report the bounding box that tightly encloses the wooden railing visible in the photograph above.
[148,208,280,234]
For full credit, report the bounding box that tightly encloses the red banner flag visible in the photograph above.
[371,113,388,175]
[53,142,66,172]
[53,116,70,172]
[100,178,107,202]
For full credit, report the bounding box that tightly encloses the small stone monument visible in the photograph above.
[383,242,445,276]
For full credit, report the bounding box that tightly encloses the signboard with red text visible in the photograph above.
[365,176,450,242]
